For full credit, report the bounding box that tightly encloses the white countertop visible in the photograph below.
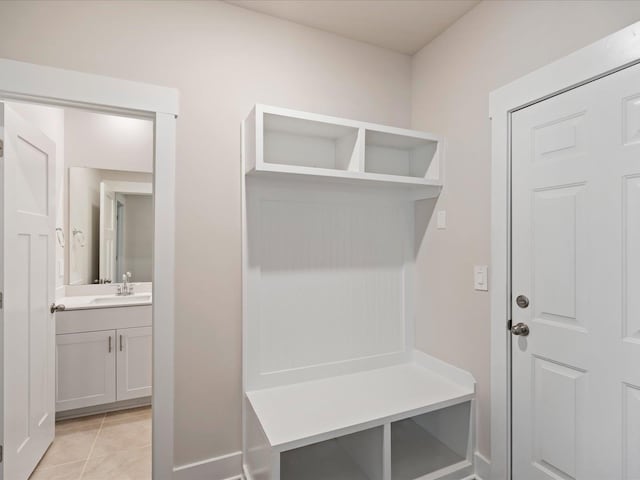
[56,292,152,311]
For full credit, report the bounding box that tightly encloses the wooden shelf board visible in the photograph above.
[248,164,442,199]
[246,361,474,451]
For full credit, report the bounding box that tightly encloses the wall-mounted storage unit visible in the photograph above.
[242,105,474,480]
[244,105,444,199]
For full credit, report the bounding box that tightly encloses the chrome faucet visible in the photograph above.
[117,272,134,296]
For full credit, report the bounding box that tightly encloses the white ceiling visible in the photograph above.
[225,0,480,55]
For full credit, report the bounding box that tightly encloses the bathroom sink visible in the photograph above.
[89,293,152,306]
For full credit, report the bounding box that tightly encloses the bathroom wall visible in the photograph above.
[64,109,153,285]
[0,0,413,467]
[411,0,640,461]
[64,108,153,173]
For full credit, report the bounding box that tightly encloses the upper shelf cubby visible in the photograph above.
[243,105,444,199]
[264,113,360,172]
[365,130,439,180]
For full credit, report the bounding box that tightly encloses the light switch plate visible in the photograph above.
[474,265,488,291]
[436,210,446,229]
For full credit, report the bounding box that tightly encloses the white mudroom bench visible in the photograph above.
[241,105,476,480]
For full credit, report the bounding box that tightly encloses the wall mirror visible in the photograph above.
[69,167,153,285]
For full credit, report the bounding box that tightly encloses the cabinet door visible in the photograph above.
[116,327,152,400]
[56,331,116,411]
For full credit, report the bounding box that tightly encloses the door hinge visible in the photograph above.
[0,444,3,463]
[0,291,3,309]
[0,139,4,157]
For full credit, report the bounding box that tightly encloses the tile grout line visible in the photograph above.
[78,413,106,480]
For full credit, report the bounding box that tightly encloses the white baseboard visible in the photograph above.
[474,451,491,480]
[56,397,151,421]
[173,451,243,480]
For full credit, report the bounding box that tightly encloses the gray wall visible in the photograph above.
[411,0,640,460]
[0,0,412,467]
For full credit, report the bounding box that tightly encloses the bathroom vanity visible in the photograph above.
[54,165,155,417]
[242,105,476,480]
[54,290,152,414]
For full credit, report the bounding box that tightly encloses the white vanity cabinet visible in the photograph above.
[55,305,152,412]
[56,330,117,411]
[116,326,152,401]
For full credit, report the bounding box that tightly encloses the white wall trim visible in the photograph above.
[173,451,243,480]
[489,20,640,480]
[0,57,178,480]
[474,451,491,480]
[0,58,178,115]
[152,112,177,480]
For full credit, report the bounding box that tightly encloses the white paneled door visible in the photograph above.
[1,103,56,480]
[512,63,640,479]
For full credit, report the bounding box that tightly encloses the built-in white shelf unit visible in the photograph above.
[244,105,443,199]
[242,105,475,480]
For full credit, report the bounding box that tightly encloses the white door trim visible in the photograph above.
[0,58,178,480]
[489,21,640,480]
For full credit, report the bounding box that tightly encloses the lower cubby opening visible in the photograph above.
[281,427,384,480]
[391,402,471,480]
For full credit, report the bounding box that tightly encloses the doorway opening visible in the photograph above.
[0,55,178,480]
[2,101,155,480]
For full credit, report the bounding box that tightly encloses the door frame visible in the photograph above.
[489,21,640,480]
[0,58,178,480]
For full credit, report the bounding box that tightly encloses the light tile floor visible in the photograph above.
[30,406,151,480]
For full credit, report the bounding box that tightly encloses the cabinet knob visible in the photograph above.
[50,303,66,314]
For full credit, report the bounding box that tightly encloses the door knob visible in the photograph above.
[511,322,530,336]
